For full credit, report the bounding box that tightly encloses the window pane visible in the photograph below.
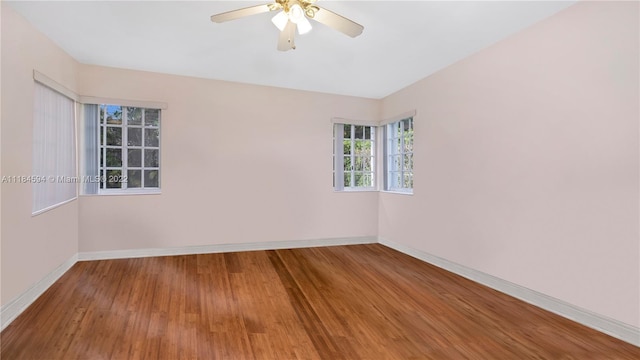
[343,124,351,139]
[368,173,375,187]
[355,140,371,156]
[343,140,351,155]
[128,149,142,167]
[354,157,364,171]
[403,154,413,171]
[144,149,159,167]
[392,155,402,171]
[343,173,351,187]
[355,172,363,187]
[105,148,122,167]
[402,119,411,132]
[394,172,402,189]
[343,156,351,171]
[395,122,403,136]
[106,127,122,146]
[362,173,373,187]
[106,170,122,189]
[354,125,364,139]
[127,107,142,126]
[364,126,371,140]
[404,128,413,152]
[145,109,160,127]
[404,173,413,189]
[128,128,142,146]
[144,170,159,187]
[145,129,159,147]
[356,156,373,172]
[362,156,372,171]
[105,105,122,125]
[127,170,142,188]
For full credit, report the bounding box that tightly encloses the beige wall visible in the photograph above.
[379,1,639,327]
[1,3,79,305]
[77,66,380,251]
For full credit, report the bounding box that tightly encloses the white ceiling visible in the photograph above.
[7,0,576,99]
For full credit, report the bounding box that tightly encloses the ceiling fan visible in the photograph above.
[210,0,364,51]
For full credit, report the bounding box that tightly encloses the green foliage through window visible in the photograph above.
[385,117,413,192]
[99,105,160,191]
[334,124,376,190]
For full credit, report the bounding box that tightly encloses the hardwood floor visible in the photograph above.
[2,244,638,359]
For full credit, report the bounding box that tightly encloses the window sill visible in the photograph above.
[380,190,413,196]
[334,188,378,193]
[334,188,414,195]
[83,189,162,196]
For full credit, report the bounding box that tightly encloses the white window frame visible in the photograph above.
[98,105,161,195]
[384,117,414,194]
[333,123,377,191]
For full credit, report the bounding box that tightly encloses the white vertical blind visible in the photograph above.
[32,82,77,215]
[81,104,99,195]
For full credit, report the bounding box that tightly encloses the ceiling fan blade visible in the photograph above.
[277,21,296,51]
[210,4,273,23]
[312,7,364,38]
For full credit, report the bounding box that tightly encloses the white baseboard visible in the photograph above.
[77,236,377,261]
[1,253,78,331]
[378,238,640,347]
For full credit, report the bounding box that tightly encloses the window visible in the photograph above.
[384,117,413,193]
[334,124,376,191]
[97,105,161,193]
[32,82,77,214]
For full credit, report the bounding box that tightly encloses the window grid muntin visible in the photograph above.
[333,124,376,190]
[385,117,413,192]
[99,105,160,191]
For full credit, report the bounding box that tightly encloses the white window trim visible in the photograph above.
[334,188,379,193]
[384,117,414,194]
[97,105,161,195]
[330,117,379,127]
[380,189,414,196]
[80,96,167,110]
[95,188,161,196]
[334,123,377,191]
[379,110,417,126]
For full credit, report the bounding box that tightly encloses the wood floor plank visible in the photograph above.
[1,244,638,359]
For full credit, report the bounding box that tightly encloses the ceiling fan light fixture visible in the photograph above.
[271,10,288,31]
[288,4,305,23]
[297,16,312,34]
[210,1,364,50]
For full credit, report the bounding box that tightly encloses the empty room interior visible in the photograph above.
[1,0,639,358]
